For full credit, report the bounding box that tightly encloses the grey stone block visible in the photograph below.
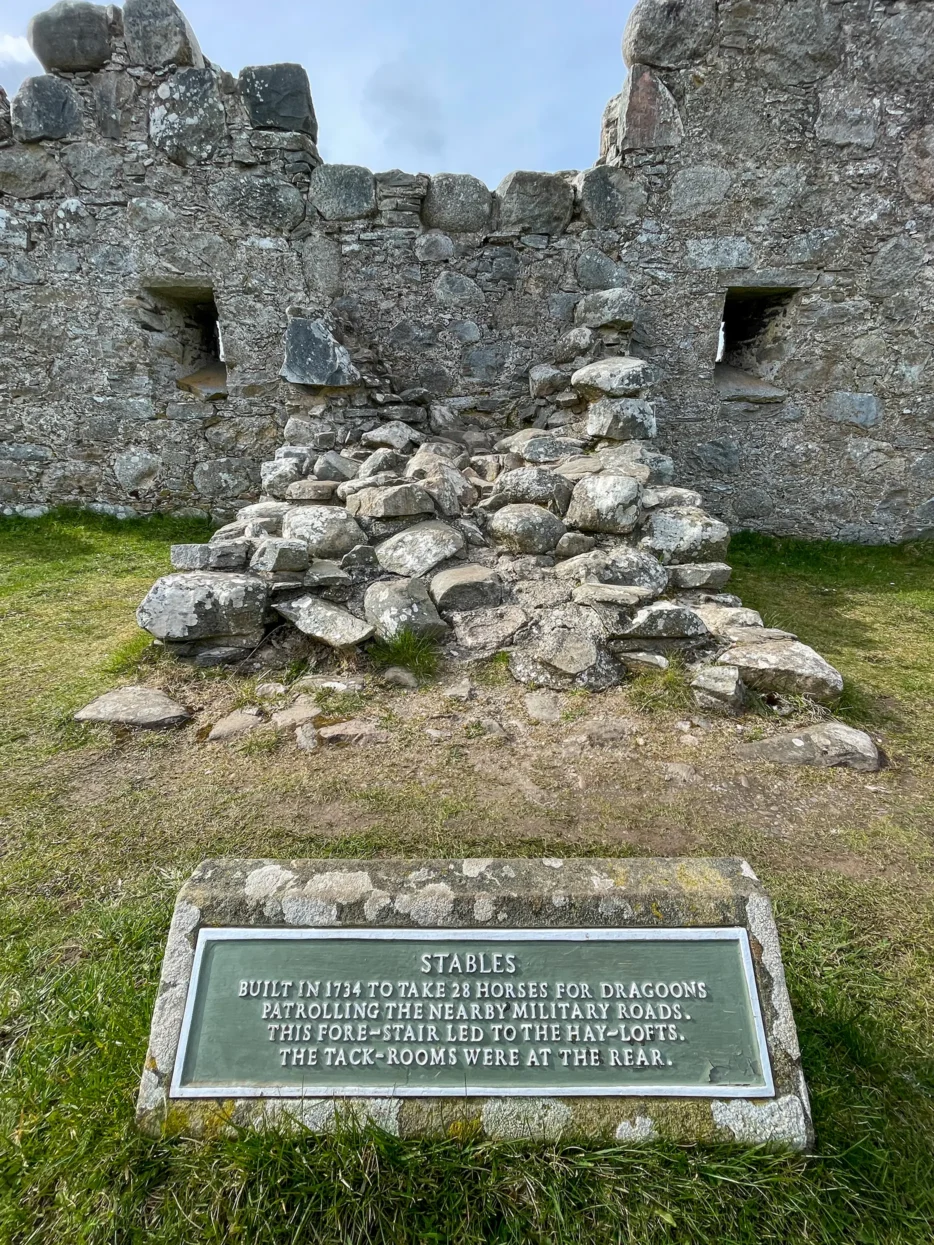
[619,65,683,151]
[566,474,642,535]
[123,0,203,69]
[495,171,574,236]
[574,287,638,330]
[685,236,753,270]
[238,64,317,139]
[0,147,66,197]
[275,596,374,647]
[282,505,366,559]
[670,164,731,216]
[75,686,192,729]
[11,76,83,143]
[575,249,629,292]
[586,398,656,441]
[364,577,449,640]
[309,164,377,221]
[29,1,113,71]
[137,572,268,643]
[823,392,883,429]
[170,543,211,570]
[422,173,493,232]
[280,319,361,387]
[574,166,647,229]
[61,143,122,194]
[489,504,566,554]
[415,231,455,262]
[572,357,653,399]
[430,564,503,613]
[211,174,305,233]
[623,0,717,68]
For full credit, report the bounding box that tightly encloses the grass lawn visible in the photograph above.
[1,511,933,1244]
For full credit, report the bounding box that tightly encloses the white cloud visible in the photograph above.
[0,34,35,66]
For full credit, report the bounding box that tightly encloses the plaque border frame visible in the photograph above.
[169,926,775,1101]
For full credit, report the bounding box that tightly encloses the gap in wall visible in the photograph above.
[718,287,798,378]
[142,283,228,401]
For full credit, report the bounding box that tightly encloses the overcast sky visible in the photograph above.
[0,0,633,186]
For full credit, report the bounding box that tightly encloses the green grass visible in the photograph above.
[369,628,441,681]
[0,513,933,1243]
[626,655,697,716]
[729,532,934,742]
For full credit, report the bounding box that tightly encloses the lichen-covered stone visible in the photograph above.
[0,147,66,198]
[491,467,572,515]
[281,505,366,559]
[124,0,203,69]
[430,564,502,613]
[75,685,192,729]
[641,507,731,563]
[586,397,656,440]
[274,596,373,647]
[211,174,306,233]
[250,538,309,573]
[149,68,225,166]
[309,164,377,221]
[574,288,638,330]
[620,602,708,640]
[692,664,746,715]
[574,165,647,229]
[622,0,717,68]
[137,573,268,644]
[556,547,669,597]
[572,357,653,400]
[489,504,566,554]
[364,577,449,640]
[422,173,492,232]
[375,521,465,577]
[721,639,844,704]
[495,171,574,236]
[346,483,435,520]
[740,722,881,771]
[565,474,642,535]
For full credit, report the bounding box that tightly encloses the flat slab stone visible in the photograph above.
[375,521,465,577]
[274,596,374,648]
[721,639,843,704]
[739,723,882,771]
[207,709,264,742]
[137,857,812,1149]
[75,686,191,729]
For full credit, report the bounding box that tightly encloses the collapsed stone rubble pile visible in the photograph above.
[138,298,844,712]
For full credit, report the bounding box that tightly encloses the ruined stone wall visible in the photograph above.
[0,0,932,540]
[0,0,639,523]
[599,0,934,541]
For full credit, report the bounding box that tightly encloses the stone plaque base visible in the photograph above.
[137,858,813,1150]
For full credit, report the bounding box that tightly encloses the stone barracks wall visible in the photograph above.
[599,0,934,541]
[0,0,931,542]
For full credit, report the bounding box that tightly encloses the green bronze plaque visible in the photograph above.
[171,929,774,1099]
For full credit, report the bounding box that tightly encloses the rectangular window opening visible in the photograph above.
[716,287,798,374]
[141,282,228,402]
